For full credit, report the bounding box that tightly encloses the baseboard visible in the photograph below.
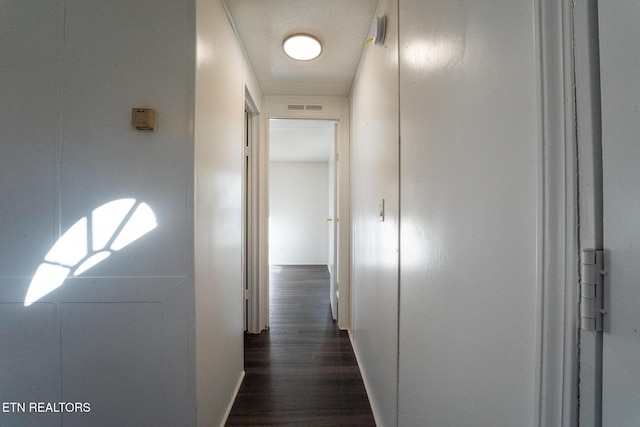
[219,370,245,427]
[348,329,384,427]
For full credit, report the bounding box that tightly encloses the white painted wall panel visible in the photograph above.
[269,162,329,265]
[598,2,640,425]
[61,0,191,278]
[349,0,399,424]
[0,1,196,426]
[60,303,163,427]
[195,0,248,424]
[0,0,61,277]
[0,303,61,426]
[398,1,538,425]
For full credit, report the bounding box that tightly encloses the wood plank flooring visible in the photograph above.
[226,265,376,426]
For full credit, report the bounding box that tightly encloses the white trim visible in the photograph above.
[258,111,270,330]
[337,99,351,330]
[219,370,245,427]
[573,1,604,425]
[533,0,579,425]
[244,98,262,334]
[258,95,351,331]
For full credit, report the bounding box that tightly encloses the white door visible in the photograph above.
[599,2,640,424]
[328,124,338,320]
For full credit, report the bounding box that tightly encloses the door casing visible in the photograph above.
[256,95,351,331]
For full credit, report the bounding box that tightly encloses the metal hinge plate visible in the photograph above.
[580,249,605,331]
[244,288,251,300]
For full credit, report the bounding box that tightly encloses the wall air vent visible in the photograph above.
[286,104,324,112]
[286,104,306,111]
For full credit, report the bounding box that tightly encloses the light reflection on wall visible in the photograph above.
[404,38,464,72]
[24,199,157,307]
[196,35,214,66]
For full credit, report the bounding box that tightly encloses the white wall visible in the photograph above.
[269,162,329,265]
[398,0,539,425]
[598,3,640,425]
[1,1,195,426]
[349,0,400,425]
[1,0,262,425]
[351,0,543,425]
[195,0,262,425]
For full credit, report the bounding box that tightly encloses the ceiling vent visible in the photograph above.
[286,104,324,112]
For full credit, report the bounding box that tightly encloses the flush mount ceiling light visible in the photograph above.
[283,34,322,61]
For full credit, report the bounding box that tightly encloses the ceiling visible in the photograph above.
[224,0,379,97]
[269,119,335,162]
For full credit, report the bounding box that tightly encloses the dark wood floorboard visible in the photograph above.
[226,265,376,426]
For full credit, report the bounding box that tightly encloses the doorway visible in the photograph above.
[268,118,339,319]
[253,96,351,333]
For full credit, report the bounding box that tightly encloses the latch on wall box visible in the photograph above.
[132,108,156,131]
[580,249,605,332]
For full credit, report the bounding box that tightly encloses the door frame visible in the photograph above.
[573,1,604,426]
[257,95,351,331]
[533,0,582,425]
[243,92,261,334]
[328,122,339,320]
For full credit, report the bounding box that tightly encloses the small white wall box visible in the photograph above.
[132,108,156,131]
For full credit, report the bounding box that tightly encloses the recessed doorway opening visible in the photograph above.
[268,118,339,321]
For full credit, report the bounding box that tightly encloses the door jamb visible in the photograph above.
[573,1,604,425]
[244,92,261,334]
[533,0,581,425]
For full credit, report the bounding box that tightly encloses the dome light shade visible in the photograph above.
[283,34,322,61]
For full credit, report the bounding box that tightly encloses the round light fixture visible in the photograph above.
[283,34,322,61]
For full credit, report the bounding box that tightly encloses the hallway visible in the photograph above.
[226,265,375,425]
[7,1,640,425]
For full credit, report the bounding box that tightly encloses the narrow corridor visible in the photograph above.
[227,265,375,425]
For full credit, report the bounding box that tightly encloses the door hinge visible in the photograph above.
[244,288,251,300]
[244,147,251,157]
[580,249,606,331]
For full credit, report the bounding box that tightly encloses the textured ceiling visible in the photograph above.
[224,0,379,96]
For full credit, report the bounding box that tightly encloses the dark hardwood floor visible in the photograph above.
[226,265,376,426]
